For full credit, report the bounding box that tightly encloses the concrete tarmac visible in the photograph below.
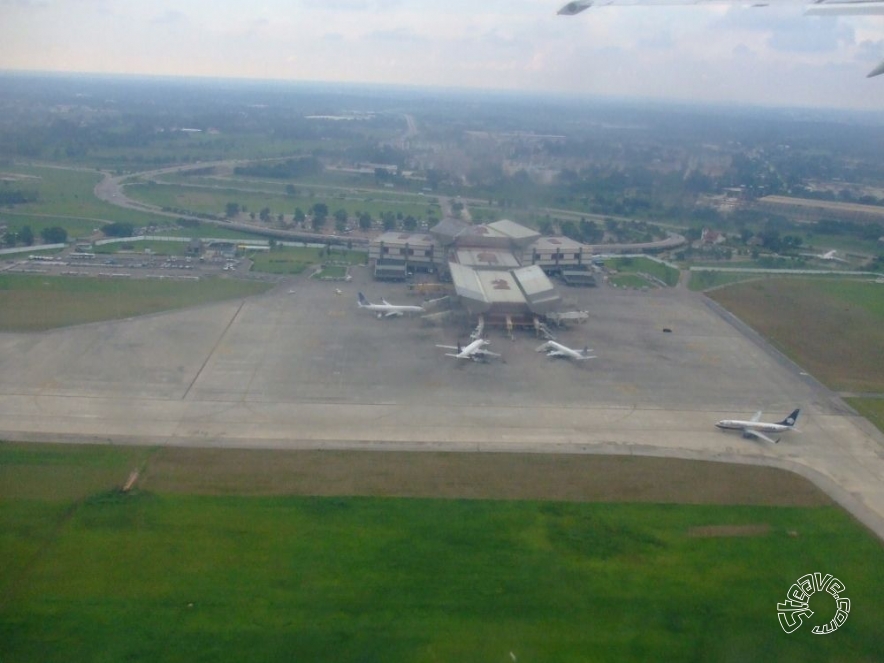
[1,268,883,539]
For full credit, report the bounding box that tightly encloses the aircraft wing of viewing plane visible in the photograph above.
[436,339,501,362]
[557,0,884,77]
[357,292,425,318]
[535,340,596,361]
[715,408,801,444]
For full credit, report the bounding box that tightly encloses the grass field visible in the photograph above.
[609,274,652,289]
[314,264,348,278]
[0,275,271,331]
[606,257,680,287]
[845,398,884,432]
[7,165,170,227]
[250,247,366,275]
[0,214,103,241]
[94,240,189,256]
[1,443,882,663]
[709,278,884,393]
[125,180,438,224]
[688,270,764,291]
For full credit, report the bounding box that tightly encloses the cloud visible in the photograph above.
[713,6,855,53]
[151,10,188,26]
[767,17,854,54]
[365,27,429,44]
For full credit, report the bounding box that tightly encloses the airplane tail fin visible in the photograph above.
[778,409,800,427]
[357,292,369,307]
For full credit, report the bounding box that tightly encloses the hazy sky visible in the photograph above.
[2,0,884,109]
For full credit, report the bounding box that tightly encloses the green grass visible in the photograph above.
[250,247,366,275]
[1,451,881,663]
[0,275,271,331]
[609,274,652,289]
[126,179,439,223]
[688,270,763,291]
[81,136,352,171]
[6,165,170,227]
[94,240,189,256]
[314,264,348,278]
[709,278,884,392]
[845,398,884,433]
[607,257,680,287]
[0,214,103,241]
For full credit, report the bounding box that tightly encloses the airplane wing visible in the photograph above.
[535,342,554,352]
[547,350,568,357]
[436,345,459,350]
[750,411,763,423]
[561,0,884,10]
[383,310,404,318]
[557,0,884,76]
[743,428,780,444]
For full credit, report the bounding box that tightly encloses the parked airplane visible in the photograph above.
[436,338,501,362]
[557,0,884,77]
[715,408,800,444]
[535,340,596,361]
[804,249,849,263]
[357,292,425,318]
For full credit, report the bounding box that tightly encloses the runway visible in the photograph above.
[1,269,883,538]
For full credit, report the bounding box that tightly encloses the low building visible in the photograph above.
[523,236,593,274]
[449,263,559,318]
[368,232,440,279]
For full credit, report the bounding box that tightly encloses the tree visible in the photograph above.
[225,202,240,218]
[19,225,34,245]
[538,218,553,236]
[294,208,306,224]
[334,208,348,225]
[285,184,297,196]
[259,207,271,223]
[102,222,132,238]
[403,215,418,231]
[382,215,396,232]
[359,213,372,231]
[311,203,328,224]
[560,220,580,241]
[40,226,67,244]
[3,230,16,247]
[335,216,347,233]
[579,218,602,244]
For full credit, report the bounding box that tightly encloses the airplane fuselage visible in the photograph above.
[454,339,490,359]
[357,293,424,317]
[360,303,424,315]
[537,340,594,361]
[715,420,792,433]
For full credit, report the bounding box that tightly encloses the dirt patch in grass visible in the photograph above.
[142,448,832,506]
[709,278,884,392]
[687,524,771,537]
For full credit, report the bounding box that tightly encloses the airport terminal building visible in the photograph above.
[369,219,596,325]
